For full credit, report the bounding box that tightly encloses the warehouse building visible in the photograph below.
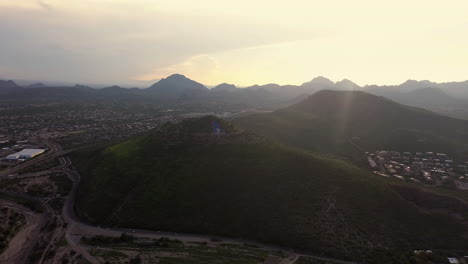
[6,149,46,160]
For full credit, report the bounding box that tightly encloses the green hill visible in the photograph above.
[73,116,468,264]
[234,90,468,162]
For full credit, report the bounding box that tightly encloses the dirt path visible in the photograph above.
[281,255,299,264]
[0,200,45,264]
[65,223,100,264]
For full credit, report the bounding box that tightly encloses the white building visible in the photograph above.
[6,149,46,160]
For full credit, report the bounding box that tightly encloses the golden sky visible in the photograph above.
[0,0,467,86]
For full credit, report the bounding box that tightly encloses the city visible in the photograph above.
[368,151,468,189]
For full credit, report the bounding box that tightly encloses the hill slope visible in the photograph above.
[235,90,468,160]
[73,116,468,263]
[368,87,468,120]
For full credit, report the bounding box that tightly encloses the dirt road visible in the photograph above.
[0,200,46,264]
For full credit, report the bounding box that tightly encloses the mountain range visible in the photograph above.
[2,74,468,118]
[234,90,468,162]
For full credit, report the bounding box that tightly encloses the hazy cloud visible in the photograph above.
[0,0,467,85]
[137,54,220,81]
[37,0,52,10]
[0,3,320,83]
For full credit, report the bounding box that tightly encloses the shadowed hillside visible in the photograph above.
[235,90,468,161]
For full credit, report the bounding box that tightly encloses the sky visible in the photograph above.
[0,0,467,87]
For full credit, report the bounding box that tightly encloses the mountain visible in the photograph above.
[399,79,437,92]
[302,76,335,87]
[244,81,330,102]
[26,82,46,88]
[211,83,238,92]
[73,84,92,89]
[235,90,468,160]
[0,80,19,94]
[0,80,18,88]
[145,74,208,100]
[99,85,130,94]
[367,86,468,120]
[242,78,468,108]
[2,75,467,118]
[241,78,467,103]
[335,79,361,90]
[366,79,468,99]
[242,77,336,101]
[72,116,468,263]
[243,77,358,101]
[369,87,455,105]
[439,80,468,99]
[0,75,286,112]
[396,87,458,105]
[101,85,122,90]
[246,83,282,92]
[300,76,334,93]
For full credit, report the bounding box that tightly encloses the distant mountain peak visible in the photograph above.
[0,80,18,88]
[402,79,431,84]
[73,84,90,89]
[295,90,386,110]
[337,79,354,84]
[311,76,334,84]
[27,82,46,88]
[335,79,361,90]
[149,74,205,88]
[212,83,237,91]
[311,89,371,98]
[400,79,436,88]
[302,76,334,87]
[165,73,189,80]
[146,74,207,99]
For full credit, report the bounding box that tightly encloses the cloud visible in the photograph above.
[37,0,52,10]
[2,0,466,85]
[0,4,321,83]
[136,54,220,82]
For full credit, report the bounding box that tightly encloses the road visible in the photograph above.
[0,150,73,178]
[4,157,72,179]
[2,144,358,264]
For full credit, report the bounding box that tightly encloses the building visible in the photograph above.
[6,149,46,160]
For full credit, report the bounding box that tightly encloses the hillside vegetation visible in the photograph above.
[73,116,468,264]
[234,90,468,162]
